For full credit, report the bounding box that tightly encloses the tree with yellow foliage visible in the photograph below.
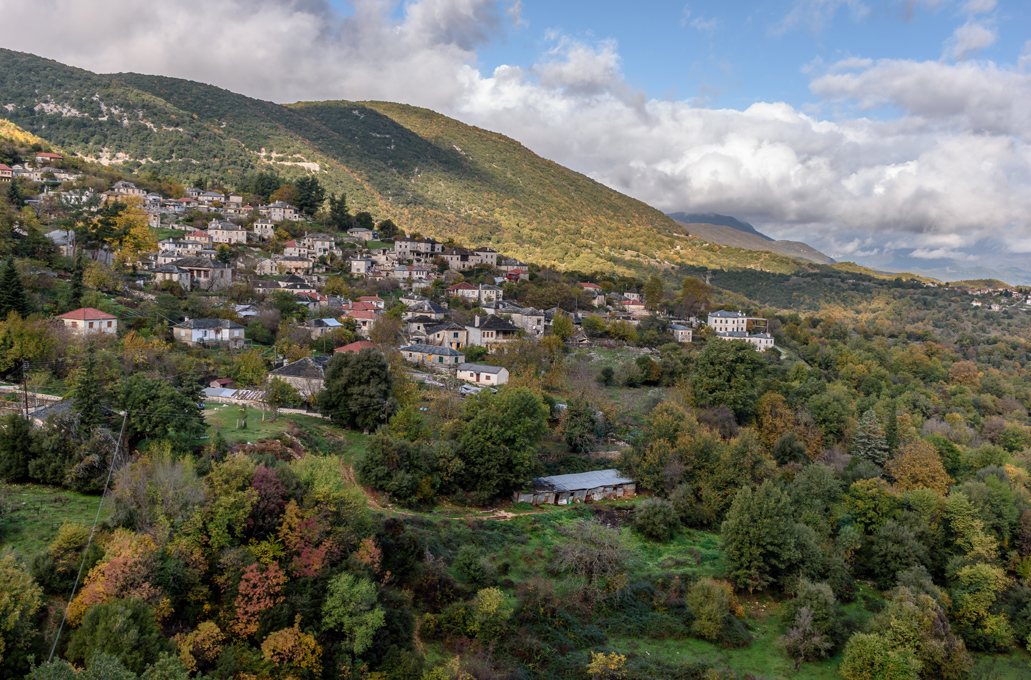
[885,439,953,495]
[111,197,158,267]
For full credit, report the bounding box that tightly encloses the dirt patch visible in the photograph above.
[591,506,634,528]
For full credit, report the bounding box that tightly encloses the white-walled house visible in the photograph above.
[172,318,245,348]
[456,363,509,386]
[57,307,118,336]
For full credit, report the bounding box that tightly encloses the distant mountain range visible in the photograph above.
[667,213,835,265]
[1,48,938,286]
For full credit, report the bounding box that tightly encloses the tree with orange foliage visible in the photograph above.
[234,561,288,637]
[67,529,163,626]
[885,439,953,495]
[948,361,981,389]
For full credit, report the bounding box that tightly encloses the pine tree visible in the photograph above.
[0,257,29,319]
[69,254,85,309]
[851,409,888,466]
[5,178,24,208]
[328,193,352,230]
[71,344,104,431]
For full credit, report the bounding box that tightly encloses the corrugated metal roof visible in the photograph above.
[532,469,634,492]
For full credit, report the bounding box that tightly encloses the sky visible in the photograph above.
[1,0,1029,270]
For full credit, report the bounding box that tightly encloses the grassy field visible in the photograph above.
[203,404,371,463]
[0,483,109,557]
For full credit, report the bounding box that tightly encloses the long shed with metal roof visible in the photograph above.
[513,469,636,506]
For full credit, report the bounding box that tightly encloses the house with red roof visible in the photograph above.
[335,340,376,354]
[57,307,118,336]
[0,164,12,182]
[35,152,62,164]
[358,296,386,309]
[346,310,378,336]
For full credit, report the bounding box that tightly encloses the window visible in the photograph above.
[107,321,112,328]
[88,322,94,329]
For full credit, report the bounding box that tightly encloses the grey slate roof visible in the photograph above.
[270,356,331,379]
[174,318,245,330]
[400,344,465,356]
[457,363,504,374]
[532,469,634,492]
[709,310,747,318]
[173,256,229,269]
[472,315,520,332]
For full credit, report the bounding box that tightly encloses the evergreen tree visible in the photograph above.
[0,257,29,318]
[563,395,598,453]
[721,480,800,592]
[884,400,899,454]
[71,344,104,431]
[294,175,326,216]
[0,414,35,482]
[69,254,85,309]
[851,409,889,466]
[328,193,352,230]
[6,178,24,208]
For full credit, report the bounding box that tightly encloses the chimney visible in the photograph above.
[474,315,480,327]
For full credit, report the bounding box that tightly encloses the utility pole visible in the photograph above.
[22,359,29,420]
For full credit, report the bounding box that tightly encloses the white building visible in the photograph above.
[456,363,509,386]
[57,308,118,336]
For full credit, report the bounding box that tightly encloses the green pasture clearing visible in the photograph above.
[0,483,109,557]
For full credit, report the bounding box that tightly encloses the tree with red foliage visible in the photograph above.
[247,466,288,538]
[234,561,288,637]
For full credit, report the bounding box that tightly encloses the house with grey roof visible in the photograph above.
[172,318,245,348]
[465,314,520,349]
[399,343,465,369]
[456,363,509,386]
[268,356,331,398]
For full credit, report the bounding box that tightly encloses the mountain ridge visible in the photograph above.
[0,48,934,284]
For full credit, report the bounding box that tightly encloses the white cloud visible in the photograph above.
[947,21,997,59]
[963,0,995,15]
[0,0,1029,262]
[774,0,870,35]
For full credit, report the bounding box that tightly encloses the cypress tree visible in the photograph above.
[851,409,889,466]
[71,344,104,431]
[0,257,29,319]
[884,400,899,454]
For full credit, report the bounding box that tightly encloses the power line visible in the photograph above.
[48,411,129,664]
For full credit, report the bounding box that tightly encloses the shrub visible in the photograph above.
[452,545,496,588]
[840,633,920,680]
[634,498,679,541]
[685,578,750,648]
[553,520,636,583]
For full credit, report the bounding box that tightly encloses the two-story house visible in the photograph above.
[172,318,245,348]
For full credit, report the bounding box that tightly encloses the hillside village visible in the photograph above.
[0,153,795,403]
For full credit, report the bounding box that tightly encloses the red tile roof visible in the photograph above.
[335,340,376,353]
[447,282,476,291]
[35,152,62,159]
[347,310,378,320]
[57,307,117,321]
